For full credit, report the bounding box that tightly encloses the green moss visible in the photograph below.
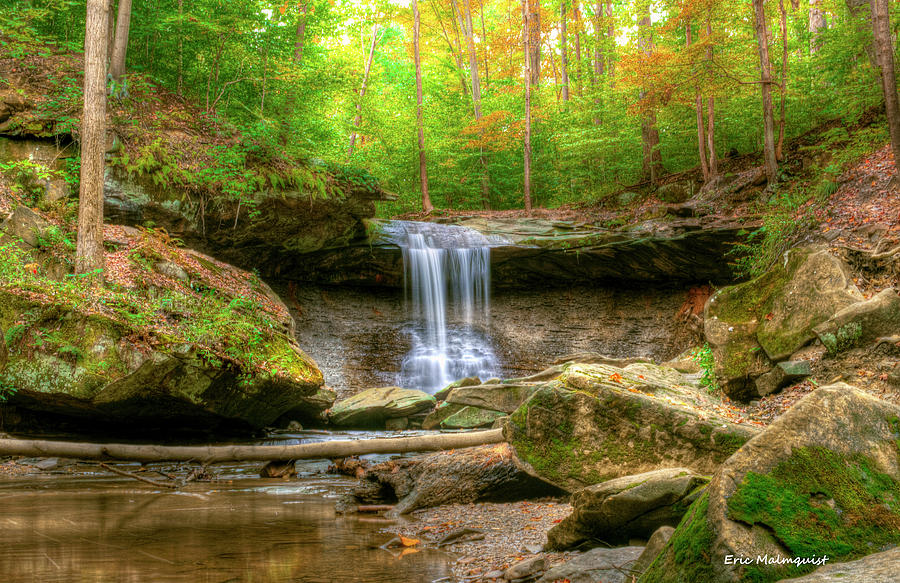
[640,492,717,583]
[821,322,863,355]
[726,446,900,582]
[712,431,748,458]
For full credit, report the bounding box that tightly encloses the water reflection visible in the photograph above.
[0,472,453,583]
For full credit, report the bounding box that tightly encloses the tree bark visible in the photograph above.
[463,0,491,209]
[177,0,183,95]
[706,20,718,178]
[753,0,778,183]
[348,24,378,158]
[688,24,710,182]
[106,0,116,65]
[294,1,308,65]
[413,0,433,212]
[478,0,490,87]
[560,1,570,102]
[108,0,131,82]
[528,0,541,85]
[573,2,583,96]
[871,0,900,174]
[0,430,505,463]
[76,0,109,276]
[809,0,826,54]
[638,9,662,184]
[523,0,533,213]
[776,0,788,161]
[606,2,614,78]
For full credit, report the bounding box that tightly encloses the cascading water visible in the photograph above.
[383,221,504,394]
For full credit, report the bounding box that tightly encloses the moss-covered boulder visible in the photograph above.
[328,386,436,428]
[445,382,541,413]
[440,406,506,429]
[813,288,900,354]
[546,468,709,550]
[640,385,900,583]
[705,246,862,400]
[503,363,760,492]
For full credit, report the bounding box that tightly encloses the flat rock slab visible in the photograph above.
[536,546,644,583]
[329,386,435,427]
[776,548,900,582]
[446,383,540,413]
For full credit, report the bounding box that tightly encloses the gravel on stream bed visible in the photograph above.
[386,499,580,581]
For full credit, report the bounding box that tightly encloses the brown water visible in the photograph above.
[0,457,453,582]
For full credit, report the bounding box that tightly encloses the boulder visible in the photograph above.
[754,361,811,397]
[776,547,900,582]
[1,205,53,247]
[814,288,900,354]
[630,526,675,579]
[640,385,900,583]
[446,383,540,413]
[705,246,862,400]
[336,444,563,514]
[328,387,436,427]
[536,546,644,583]
[440,406,506,429]
[504,556,545,580]
[504,363,760,492]
[422,401,466,430]
[546,468,709,549]
[434,376,481,402]
[656,183,691,203]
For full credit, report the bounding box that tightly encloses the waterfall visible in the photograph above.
[384,221,502,394]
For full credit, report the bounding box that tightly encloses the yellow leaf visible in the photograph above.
[399,535,420,547]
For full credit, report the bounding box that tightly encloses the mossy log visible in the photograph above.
[0,429,504,463]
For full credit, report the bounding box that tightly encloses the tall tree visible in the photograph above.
[809,0,825,53]
[413,0,433,212]
[573,1,583,96]
[294,1,309,65]
[523,0,533,213]
[638,4,662,184]
[753,0,778,183]
[348,24,378,157]
[76,0,109,276]
[108,0,131,82]
[871,0,900,174]
[527,0,541,85]
[687,23,709,182]
[462,0,491,208]
[776,0,788,161]
[705,19,718,179]
[560,1,570,102]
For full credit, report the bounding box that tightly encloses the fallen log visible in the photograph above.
[0,429,504,463]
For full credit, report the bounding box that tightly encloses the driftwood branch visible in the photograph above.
[0,429,505,463]
[98,462,179,489]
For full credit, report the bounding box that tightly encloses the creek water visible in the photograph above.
[384,221,506,393]
[0,431,454,583]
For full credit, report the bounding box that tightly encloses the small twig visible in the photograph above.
[98,462,178,489]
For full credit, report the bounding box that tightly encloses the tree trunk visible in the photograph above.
[463,0,491,209]
[753,0,778,183]
[479,0,490,87]
[294,1,308,65]
[106,0,116,65]
[776,0,788,161]
[871,0,900,174]
[348,24,378,158]
[108,0,131,82]
[706,20,718,178]
[76,0,109,277]
[560,1,570,102]
[638,10,662,184]
[528,0,541,86]
[809,0,826,54]
[606,2,614,78]
[523,0,533,213]
[430,0,469,97]
[0,430,505,463]
[413,0,433,213]
[688,24,710,182]
[845,0,878,72]
[177,0,183,95]
[573,2,583,96]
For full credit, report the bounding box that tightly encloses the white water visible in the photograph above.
[384,221,504,394]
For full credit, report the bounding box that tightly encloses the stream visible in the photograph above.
[0,431,455,583]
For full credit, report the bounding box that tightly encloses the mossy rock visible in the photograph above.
[640,384,900,583]
[656,183,691,203]
[704,246,862,400]
[440,406,506,429]
[813,288,900,354]
[328,386,436,427]
[446,383,541,413]
[503,363,759,492]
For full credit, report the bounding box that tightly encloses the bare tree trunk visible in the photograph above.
[872,0,900,174]
[294,1,308,65]
[753,0,778,183]
[413,0,433,212]
[463,0,491,209]
[809,0,826,54]
[0,430,506,463]
[528,0,541,85]
[76,0,109,276]
[706,21,719,178]
[479,0,490,87]
[688,24,710,182]
[560,1,570,102]
[776,0,788,161]
[108,0,131,82]
[573,2,583,97]
[348,24,378,158]
[606,2,614,78]
[523,0,533,213]
[430,0,469,97]
[106,0,116,65]
[638,9,662,184]
[177,0,183,95]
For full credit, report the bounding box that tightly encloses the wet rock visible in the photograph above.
[422,402,466,430]
[546,468,708,549]
[338,444,564,514]
[776,547,900,582]
[705,246,862,400]
[328,387,436,428]
[505,363,759,492]
[504,556,545,580]
[434,376,482,402]
[446,383,540,414]
[440,406,506,429]
[259,460,297,478]
[536,546,644,583]
[814,288,900,354]
[641,384,900,583]
[630,526,674,579]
